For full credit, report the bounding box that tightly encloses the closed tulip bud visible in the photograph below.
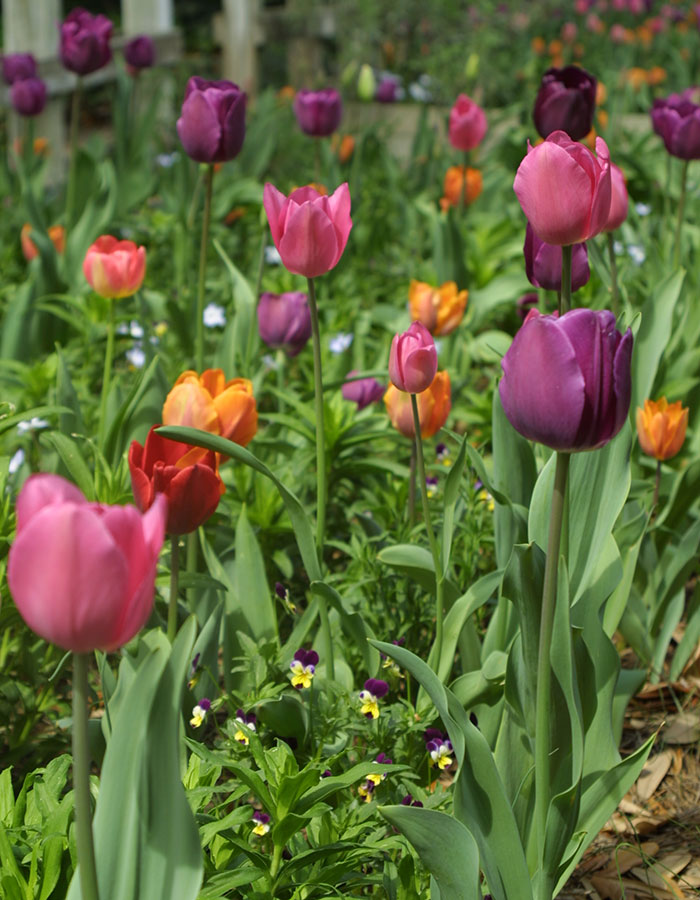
[389,322,438,393]
[10,77,47,117]
[263,182,352,278]
[524,223,590,292]
[2,53,37,85]
[59,7,113,76]
[342,372,385,409]
[357,64,376,101]
[448,93,487,152]
[258,291,312,357]
[605,163,629,231]
[636,397,688,460]
[533,65,597,140]
[439,165,483,210]
[650,90,700,159]
[293,88,342,137]
[83,235,146,299]
[384,371,451,438]
[177,77,246,164]
[8,474,166,653]
[499,308,633,452]
[409,280,468,336]
[124,35,155,71]
[514,131,612,245]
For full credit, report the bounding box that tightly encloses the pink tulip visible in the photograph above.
[513,130,611,245]
[605,163,628,231]
[83,235,146,299]
[263,182,352,278]
[389,322,438,394]
[448,93,487,152]
[8,474,166,653]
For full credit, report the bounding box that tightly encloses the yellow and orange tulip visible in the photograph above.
[636,397,688,461]
[409,280,468,336]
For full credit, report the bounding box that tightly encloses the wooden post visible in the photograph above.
[217,0,259,94]
[122,0,174,34]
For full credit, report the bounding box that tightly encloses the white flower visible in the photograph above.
[16,417,49,435]
[264,245,282,265]
[203,303,226,328]
[8,448,25,474]
[627,244,646,265]
[408,83,432,103]
[613,240,624,256]
[635,202,651,216]
[262,354,280,370]
[329,333,353,354]
[117,320,144,339]
[126,345,146,368]
[156,152,178,168]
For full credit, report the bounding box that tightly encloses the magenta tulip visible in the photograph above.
[605,163,629,231]
[124,35,155,71]
[389,322,438,394]
[8,474,166,653]
[513,130,611,245]
[448,93,487,152]
[10,77,47,117]
[263,182,352,278]
[59,7,113,76]
[177,77,246,164]
[524,223,589,292]
[2,53,36,85]
[293,88,342,137]
[499,308,632,452]
[257,291,312,356]
[650,90,700,160]
[533,66,597,141]
[342,372,385,409]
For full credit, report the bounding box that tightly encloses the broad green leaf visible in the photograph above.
[310,581,380,676]
[213,239,258,374]
[442,434,468,577]
[40,432,95,500]
[376,545,461,605]
[235,505,278,643]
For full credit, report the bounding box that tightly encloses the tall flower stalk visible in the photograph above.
[195,164,215,372]
[72,653,100,900]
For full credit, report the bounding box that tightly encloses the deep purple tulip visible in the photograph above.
[375,77,399,103]
[341,372,385,410]
[59,7,113,76]
[257,291,311,357]
[650,90,700,160]
[177,77,246,164]
[533,65,597,141]
[523,224,589,292]
[293,88,342,137]
[517,293,539,321]
[499,308,632,452]
[2,53,36,85]
[10,77,47,117]
[124,35,155,71]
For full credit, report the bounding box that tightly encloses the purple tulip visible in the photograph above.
[258,291,312,357]
[2,53,36,85]
[523,224,589,293]
[499,308,632,452]
[59,8,113,76]
[293,88,342,137]
[10,77,47,117]
[342,372,385,409]
[375,77,399,103]
[650,90,700,160]
[533,65,597,141]
[177,77,246,163]
[517,293,539,321]
[124,35,155,71]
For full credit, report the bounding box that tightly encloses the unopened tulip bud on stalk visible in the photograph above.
[293,88,343,137]
[389,322,438,394]
[448,93,487,152]
[636,396,688,508]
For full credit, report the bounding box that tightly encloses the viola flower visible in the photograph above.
[251,810,271,836]
[357,781,375,802]
[427,737,453,770]
[359,678,389,719]
[190,698,211,728]
[275,582,297,614]
[401,794,424,807]
[234,709,257,745]
[476,487,495,512]
[426,476,439,499]
[436,443,451,465]
[290,649,319,688]
[366,752,393,787]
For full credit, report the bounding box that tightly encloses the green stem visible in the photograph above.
[606,232,619,315]
[72,653,100,900]
[270,842,284,881]
[560,244,572,315]
[167,535,180,643]
[97,299,115,449]
[534,451,570,900]
[255,229,267,299]
[195,164,215,372]
[460,151,469,211]
[411,393,444,669]
[186,530,198,607]
[653,459,661,510]
[408,442,417,525]
[65,79,82,229]
[674,159,689,271]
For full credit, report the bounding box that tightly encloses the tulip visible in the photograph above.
[341,372,385,409]
[21,224,65,261]
[293,88,342,137]
[257,291,312,357]
[513,131,612,245]
[2,53,36,84]
[448,93,487,152]
[129,426,223,534]
[440,165,483,210]
[59,7,113,76]
[650,90,700,159]
[499,308,633,452]
[636,397,688,460]
[263,182,352,278]
[7,473,166,652]
[517,292,539,321]
[389,322,438,393]
[124,35,155,71]
[384,371,451,438]
[605,163,629,231]
[83,235,146,298]
[523,224,590,292]
[177,77,246,164]
[357,64,376,101]
[533,65,597,141]
[162,368,257,448]
[10,77,47,117]
[375,76,399,103]
[409,280,468,336]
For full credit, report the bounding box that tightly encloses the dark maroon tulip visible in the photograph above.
[499,308,633,452]
[10,77,47,117]
[177,77,246,163]
[342,372,385,409]
[124,35,155,71]
[375,77,399,103]
[524,223,589,293]
[258,291,312,357]
[517,293,539,321]
[533,65,597,141]
[59,8,113,76]
[650,90,700,160]
[2,53,36,85]
[293,89,342,137]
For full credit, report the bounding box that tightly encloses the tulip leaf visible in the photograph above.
[376,544,461,605]
[235,504,278,643]
[310,581,380,676]
[213,239,258,374]
[0,405,73,437]
[39,431,95,501]
[442,434,468,578]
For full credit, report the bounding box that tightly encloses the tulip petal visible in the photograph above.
[278,202,340,277]
[16,473,86,533]
[162,382,219,433]
[327,183,353,264]
[263,183,288,249]
[176,91,221,164]
[213,388,257,446]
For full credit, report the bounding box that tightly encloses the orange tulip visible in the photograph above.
[409,280,468,336]
[384,371,451,438]
[440,165,483,211]
[162,369,258,451]
[636,397,688,461]
[21,223,65,261]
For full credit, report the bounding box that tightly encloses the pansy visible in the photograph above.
[426,476,439,499]
[234,708,257,745]
[476,487,495,512]
[189,697,211,728]
[357,781,375,802]
[276,581,297,614]
[252,810,271,836]
[290,648,319,689]
[359,678,389,719]
[366,752,393,787]
[427,737,453,770]
[436,443,451,466]
[401,793,424,807]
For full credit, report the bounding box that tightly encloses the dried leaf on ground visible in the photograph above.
[663,711,700,745]
[636,751,673,801]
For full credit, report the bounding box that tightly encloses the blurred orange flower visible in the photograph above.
[440,165,483,210]
[384,371,451,438]
[21,223,65,261]
[636,397,688,461]
[531,36,546,54]
[409,280,467,336]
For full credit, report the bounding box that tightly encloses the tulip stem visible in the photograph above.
[306,276,334,680]
[72,653,100,900]
[65,78,82,230]
[674,159,689,270]
[653,459,661,510]
[168,535,180,643]
[560,244,572,315]
[411,393,444,670]
[606,232,620,316]
[97,298,115,450]
[534,450,570,900]
[195,163,215,372]
[460,152,469,211]
[408,442,417,525]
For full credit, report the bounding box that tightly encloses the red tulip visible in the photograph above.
[83,235,146,299]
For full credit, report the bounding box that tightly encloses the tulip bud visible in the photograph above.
[257,291,312,357]
[293,88,342,137]
[636,397,688,460]
[124,35,155,71]
[59,8,113,76]
[651,90,700,160]
[177,77,246,164]
[389,322,438,394]
[83,235,146,299]
[448,93,487,152]
[440,166,483,210]
[357,64,376,101]
[533,65,597,141]
[384,371,451,438]
[523,224,590,292]
[10,77,47,117]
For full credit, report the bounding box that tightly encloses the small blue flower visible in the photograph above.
[329,332,353,354]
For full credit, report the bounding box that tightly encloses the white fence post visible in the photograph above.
[122,0,174,35]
